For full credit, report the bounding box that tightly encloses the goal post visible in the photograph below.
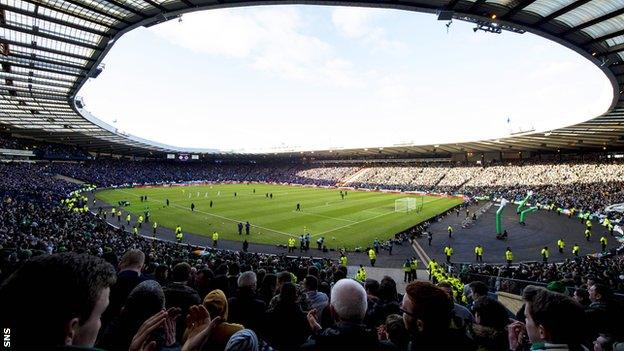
[395,198,417,212]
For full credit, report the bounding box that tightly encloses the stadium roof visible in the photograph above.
[1,0,624,157]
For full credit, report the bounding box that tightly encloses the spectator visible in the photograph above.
[263,282,310,350]
[199,289,244,351]
[228,271,266,332]
[469,297,509,351]
[401,281,475,351]
[302,279,391,351]
[302,275,329,313]
[0,253,116,349]
[164,262,202,341]
[104,249,147,325]
[508,285,587,351]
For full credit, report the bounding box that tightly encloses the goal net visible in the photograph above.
[395,198,417,212]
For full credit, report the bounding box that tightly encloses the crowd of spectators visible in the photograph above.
[1,141,624,349]
[458,255,624,294]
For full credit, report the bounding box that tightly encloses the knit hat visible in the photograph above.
[546,281,565,293]
[225,329,258,351]
[203,289,228,320]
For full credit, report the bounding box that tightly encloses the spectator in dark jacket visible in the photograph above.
[302,279,395,351]
[164,262,201,341]
[263,282,310,350]
[228,271,267,333]
[103,249,146,326]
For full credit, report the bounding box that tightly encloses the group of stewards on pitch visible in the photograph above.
[442,221,611,264]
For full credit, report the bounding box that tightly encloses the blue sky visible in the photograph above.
[79,5,613,152]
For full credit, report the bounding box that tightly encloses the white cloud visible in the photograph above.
[151,7,363,87]
[331,7,406,53]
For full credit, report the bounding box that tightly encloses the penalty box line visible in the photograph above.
[116,190,298,238]
[311,197,448,237]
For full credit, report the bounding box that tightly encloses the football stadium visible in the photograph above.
[2,1,624,350]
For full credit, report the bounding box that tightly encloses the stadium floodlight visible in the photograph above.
[395,198,417,213]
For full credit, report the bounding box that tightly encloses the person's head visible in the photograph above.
[119,249,145,272]
[379,276,398,302]
[364,279,379,296]
[171,262,192,283]
[0,253,116,348]
[472,297,509,331]
[330,279,367,322]
[203,289,230,321]
[276,271,291,289]
[384,314,410,349]
[279,282,298,305]
[402,281,452,337]
[436,282,454,301]
[589,284,612,303]
[522,285,586,345]
[308,265,319,277]
[304,275,319,292]
[238,271,257,290]
[225,329,259,351]
[573,288,590,306]
[594,333,615,351]
[154,265,169,282]
[469,281,488,300]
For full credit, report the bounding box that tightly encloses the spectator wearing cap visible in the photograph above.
[197,289,244,351]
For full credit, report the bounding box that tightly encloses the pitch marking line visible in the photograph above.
[291,210,357,223]
[116,190,297,238]
[313,210,396,237]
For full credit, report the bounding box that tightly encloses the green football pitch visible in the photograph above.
[96,184,462,248]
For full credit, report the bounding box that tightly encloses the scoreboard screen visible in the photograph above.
[166,154,198,161]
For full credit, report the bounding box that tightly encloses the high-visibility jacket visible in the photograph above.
[153,222,158,229]
[339,256,347,267]
[126,214,131,222]
[585,229,591,237]
[586,220,592,228]
[111,208,116,214]
[475,246,483,255]
[368,249,376,260]
[116,210,121,217]
[600,237,608,245]
[444,246,453,256]
[176,232,183,241]
[212,232,219,241]
[557,240,565,249]
[411,259,418,270]
[403,262,411,272]
[133,227,138,235]
[448,226,453,233]
[288,238,296,248]
[505,250,513,261]
[541,249,549,258]
[175,226,182,235]
[138,216,144,223]
[572,245,580,255]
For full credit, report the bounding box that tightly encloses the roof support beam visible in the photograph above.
[500,0,538,20]
[7,52,88,72]
[0,38,95,62]
[2,23,101,50]
[0,4,111,37]
[535,0,591,26]
[0,60,83,78]
[105,0,149,18]
[142,0,168,12]
[59,0,131,24]
[560,7,624,37]
[584,28,624,45]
